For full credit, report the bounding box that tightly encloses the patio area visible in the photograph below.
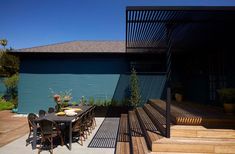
[0,117,117,154]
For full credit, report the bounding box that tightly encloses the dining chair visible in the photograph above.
[26,113,39,146]
[91,106,96,129]
[38,119,64,154]
[72,114,86,146]
[39,110,46,117]
[84,108,93,135]
[48,107,55,113]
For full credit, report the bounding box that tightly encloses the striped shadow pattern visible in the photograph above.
[88,117,120,148]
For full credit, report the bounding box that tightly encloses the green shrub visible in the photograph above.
[3,74,18,107]
[89,97,95,106]
[110,99,118,107]
[0,98,14,111]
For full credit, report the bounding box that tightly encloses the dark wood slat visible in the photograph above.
[136,107,163,150]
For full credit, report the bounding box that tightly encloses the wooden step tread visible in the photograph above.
[117,114,130,142]
[136,107,163,151]
[152,137,235,153]
[171,125,235,139]
[155,137,235,145]
[129,111,149,154]
[116,114,130,154]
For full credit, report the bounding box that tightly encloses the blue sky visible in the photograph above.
[1,0,235,49]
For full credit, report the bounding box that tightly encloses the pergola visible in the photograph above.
[126,6,235,137]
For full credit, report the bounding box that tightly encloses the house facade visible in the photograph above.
[15,41,167,113]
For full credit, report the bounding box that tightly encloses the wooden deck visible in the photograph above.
[115,99,235,154]
[149,99,235,128]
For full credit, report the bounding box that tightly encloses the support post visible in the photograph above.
[166,87,171,138]
[165,24,173,138]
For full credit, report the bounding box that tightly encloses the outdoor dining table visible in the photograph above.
[32,105,92,150]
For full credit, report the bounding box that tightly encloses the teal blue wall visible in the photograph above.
[18,55,166,113]
[0,77,6,96]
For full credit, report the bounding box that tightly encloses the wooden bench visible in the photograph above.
[128,111,148,154]
[149,99,202,125]
[143,104,166,136]
[136,107,163,151]
[115,114,130,154]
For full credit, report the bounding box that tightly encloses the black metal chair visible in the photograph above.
[38,119,64,154]
[26,113,39,146]
[39,110,46,117]
[48,107,55,113]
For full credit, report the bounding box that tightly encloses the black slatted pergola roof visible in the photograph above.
[126,6,235,53]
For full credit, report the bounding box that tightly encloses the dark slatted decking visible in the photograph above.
[143,104,166,135]
[149,99,203,125]
[136,107,163,150]
[89,118,119,148]
[115,114,130,154]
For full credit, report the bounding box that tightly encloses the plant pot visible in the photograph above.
[223,103,235,114]
[175,93,183,102]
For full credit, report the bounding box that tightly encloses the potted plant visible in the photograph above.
[172,82,184,102]
[217,88,235,114]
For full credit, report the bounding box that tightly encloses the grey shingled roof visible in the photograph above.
[17,41,125,53]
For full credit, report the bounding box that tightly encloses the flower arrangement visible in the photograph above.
[49,88,73,112]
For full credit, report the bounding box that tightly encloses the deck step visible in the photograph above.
[115,114,130,154]
[152,137,235,153]
[129,111,149,154]
[171,125,235,139]
[136,107,163,151]
[143,104,166,135]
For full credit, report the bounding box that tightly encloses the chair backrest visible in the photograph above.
[39,110,46,117]
[48,107,55,113]
[39,119,56,135]
[72,114,85,132]
[27,113,38,130]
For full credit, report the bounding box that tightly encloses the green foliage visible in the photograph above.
[130,68,141,108]
[217,88,235,104]
[0,39,8,48]
[81,96,87,105]
[4,74,19,107]
[96,99,102,106]
[71,101,78,106]
[4,74,19,89]
[62,101,69,107]
[0,51,19,76]
[89,97,95,106]
[0,98,14,111]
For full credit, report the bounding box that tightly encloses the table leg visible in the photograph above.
[69,121,72,150]
[32,126,37,149]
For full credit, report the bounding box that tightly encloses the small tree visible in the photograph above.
[0,50,19,76]
[130,67,141,108]
[0,39,8,49]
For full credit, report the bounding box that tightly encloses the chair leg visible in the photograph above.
[50,137,53,154]
[80,132,83,146]
[59,134,64,146]
[26,131,31,146]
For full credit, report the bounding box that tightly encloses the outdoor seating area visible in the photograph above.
[26,105,96,153]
